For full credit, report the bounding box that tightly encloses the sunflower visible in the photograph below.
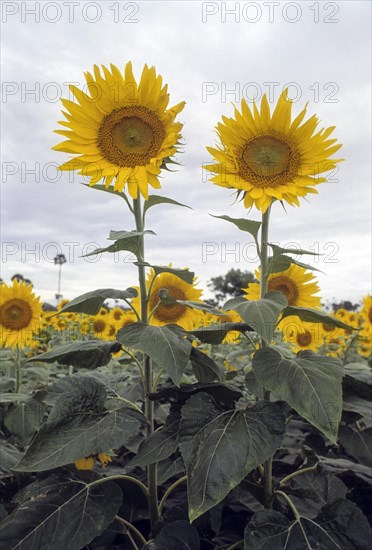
[205,89,343,212]
[0,280,42,349]
[132,269,204,330]
[243,264,321,308]
[359,295,372,338]
[53,63,185,199]
[91,316,110,339]
[280,317,321,352]
[203,310,243,343]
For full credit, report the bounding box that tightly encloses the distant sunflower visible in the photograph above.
[359,295,372,338]
[91,316,109,339]
[132,269,204,330]
[280,317,321,352]
[0,280,42,349]
[243,264,321,308]
[204,310,242,343]
[118,310,137,329]
[53,63,185,199]
[205,89,343,211]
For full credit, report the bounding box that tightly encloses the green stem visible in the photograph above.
[259,207,273,508]
[158,475,187,515]
[279,463,318,487]
[273,490,301,520]
[14,347,22,402]
[88,474,149,499]
[115,515,147,548]
[133,197,159,528]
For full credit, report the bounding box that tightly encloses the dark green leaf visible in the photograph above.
[0,441,23,472]
[281,306,356,330]
[144,194,192,216]
[269,254,323,274]
[149,383,243,409]
[269,243,322,256]
[339,425,372,467]
[25,340,121,369]
[55,287,137,316]
[211,215,261,240]
[117,323,192,385]
[4,400,46,447]
[128,407,181,467]
[13,407,144,472]
[143,520,200,549]
[188,322,253,344]
[225,291,288,343]
[0,475,122,550]
[190,347,224,383]
[253,347,343,442]
[179,393,285,520]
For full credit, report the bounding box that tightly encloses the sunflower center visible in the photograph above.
[150,285,187,323]
[98,105,165,168]
[268,276,299,306]
[368,307,372,324]
[322,323,335,333]
[0,299,32,330]
[238,135,301,188]
[93,319,106,333]
[297,330,312,347]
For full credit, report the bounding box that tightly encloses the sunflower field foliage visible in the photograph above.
[0,63,371,550]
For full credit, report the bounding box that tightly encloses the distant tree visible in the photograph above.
[331,300,360,312]
[207,268,257,306]
[11,273,24,282]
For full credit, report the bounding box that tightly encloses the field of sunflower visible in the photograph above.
[0,62,371,549]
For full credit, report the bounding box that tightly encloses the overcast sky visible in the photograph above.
[1,0,371,306]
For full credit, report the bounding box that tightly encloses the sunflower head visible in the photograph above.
[53,62,185,200]
[280,316,321,352]
[205,89,343,211]
[0,280,42,349]
[360,295,372,338]
[244,264,321,309]
[132,269,204,330]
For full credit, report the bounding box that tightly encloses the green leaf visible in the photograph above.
[128,407,181,467]
[252,347,343,442]
[4,400,46,447]
[269,254,323,274]
[0,474,122,550]
[244,500,372,549]
[158,290,225,316]
[81,230,155,259]
[143,520,200,549]
[190,347,224,382]
[55,287,137,316]
[188,322,253,345]
[13,406,144,472]
[149,383,243,409]
[281,306,356,330]
[269,243,322,256]
[143,194,192,216]
[151,265,195,285]
[225,291,288,343]
[0,441,23,472]
[339,425,372,467]
[25,340,122,369]
[117,323,192,386]
[179,393,285,521]
[211,214,261,240]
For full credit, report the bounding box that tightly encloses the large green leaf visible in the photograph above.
[149,382,243,409]
[55,287,137,316]
[190,347,224,382]
[82,230,155,259]
[269,243,322,256]
[211,214,261,241]
[13,406,144,472]
[117,323,192,385]
[144,194,192,216]
[339,425,372,467]
[281,306,356,330]
[244,499,372,550]
[158,290,225,316]
[4,400,46,447]
[0,441,23,472]
[179,393,285,521]
[252,347,343,442]
[225,291,288,343]
[143,520,200,549]
[25,340,121,369]
[0,474,122,550]
[269,254,323,274]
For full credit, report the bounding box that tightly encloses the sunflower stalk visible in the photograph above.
[259,206,273,508]
[132,197,160,527]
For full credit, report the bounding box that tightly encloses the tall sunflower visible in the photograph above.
[132,269,204,330]
[53,63,185,199]
[0,280,42,349]
[243,264,321,308]
[205,90,343,211]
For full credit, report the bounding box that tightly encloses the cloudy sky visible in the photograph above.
[1,0,371,306]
